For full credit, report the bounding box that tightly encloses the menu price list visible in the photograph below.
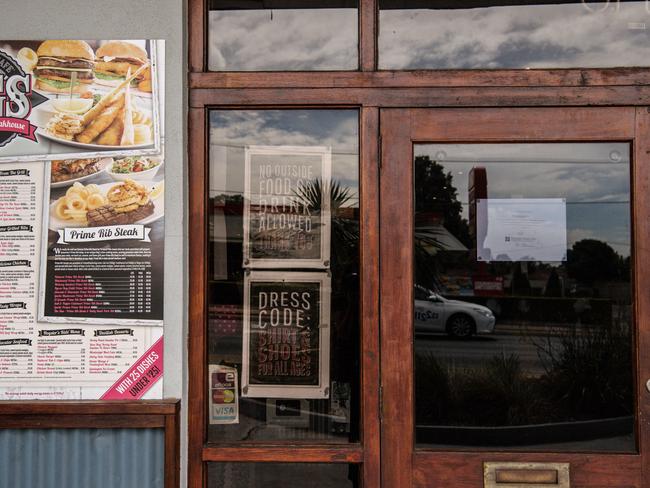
[0,327,148,382]
[0,166,41,337]
[52,271,153,316]
[0,340,33,376]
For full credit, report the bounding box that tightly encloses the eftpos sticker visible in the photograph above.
[209,364,239,424]
[0,50,47,147]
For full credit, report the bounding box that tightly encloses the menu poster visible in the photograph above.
[476,198,567,263]
[0,40,163,163]
[242,271,331,399]
[0,161,163,399]
[39,158,164,326]
[243,145,331,269]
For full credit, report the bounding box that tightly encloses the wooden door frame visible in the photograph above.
[379,107,650,488]
[188,3,650,488]
[187,105,381,488]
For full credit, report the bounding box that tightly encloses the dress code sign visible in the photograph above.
[242,271,330,398]
[244,145,331,269]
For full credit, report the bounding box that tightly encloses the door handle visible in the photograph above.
[484,462,570,488]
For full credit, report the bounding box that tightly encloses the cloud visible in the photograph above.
[208,9,357,70]
[379,2,650,69]
[209,110,359,202]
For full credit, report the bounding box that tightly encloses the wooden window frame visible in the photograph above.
[187,1,650,487]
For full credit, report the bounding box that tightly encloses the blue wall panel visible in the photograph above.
[0,428,164,488]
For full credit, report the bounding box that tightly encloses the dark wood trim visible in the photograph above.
[202,445,363,463]
[190,86,650,108]
[188,0,206,72]
[408,107,636,141]
[634,107,650,486]
[190,68,650,90]
[0,400,180,488]
[188,106,208,488]
[0,400,177,415]
[379,109,414,488]
[359,0,377,71]
[412,452,642,488]
[0,415,166,429]
[360,107,381,487]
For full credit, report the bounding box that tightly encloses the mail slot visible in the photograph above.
[484,462,570,488]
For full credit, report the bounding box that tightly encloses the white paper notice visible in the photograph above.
[477,198,567,262]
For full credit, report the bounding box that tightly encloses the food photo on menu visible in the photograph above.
[40,156,165,325]
[0,39,162,162]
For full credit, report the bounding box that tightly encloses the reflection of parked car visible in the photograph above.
[414,286,495,338]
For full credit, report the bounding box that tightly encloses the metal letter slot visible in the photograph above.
[484,462,570,488]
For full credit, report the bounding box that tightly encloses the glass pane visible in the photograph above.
[207,463,360,487]
[379,1,650,69]
[413,143,634,452]
[208,0,358,71]
[208,110,360,443]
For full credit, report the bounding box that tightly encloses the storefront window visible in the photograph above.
[208,462,360,487]
[208,0,358,71]
[413,143,634,451]
[379,1,650,69]
[207,109,360,443]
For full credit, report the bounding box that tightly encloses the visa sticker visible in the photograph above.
[209,364,239,424]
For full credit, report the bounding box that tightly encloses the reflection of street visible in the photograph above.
[415,329,562,375]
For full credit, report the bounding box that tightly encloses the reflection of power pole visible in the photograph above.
[468,167,487,262]
[469,167,491,296]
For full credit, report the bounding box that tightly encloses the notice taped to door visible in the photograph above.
[242,271,330,399]
[243,145,331,269]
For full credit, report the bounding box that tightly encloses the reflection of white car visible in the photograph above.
[414,286,495,338]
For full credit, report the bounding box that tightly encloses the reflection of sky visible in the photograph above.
[416,144,631,256]
[210,110,359,205]
[208,10,358,70]
[380,2,650,68]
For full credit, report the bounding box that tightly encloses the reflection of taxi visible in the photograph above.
[414,286,495,338]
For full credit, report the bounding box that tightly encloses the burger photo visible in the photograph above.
[35,40,95,94]
[95,41,152,92]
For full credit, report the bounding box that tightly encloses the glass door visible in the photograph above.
[379,108,650,488]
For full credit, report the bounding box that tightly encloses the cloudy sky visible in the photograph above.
[416,143,632,257]
[208,9,358,70]
[380,1,650,69]
[207,2,649,70]
[209,110,359,204]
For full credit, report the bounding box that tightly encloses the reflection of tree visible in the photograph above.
[295,178,360,441]
[414,156,471,248]
[294,179,358,270]
[544,269,562,297]
[567,239,621,286]
[511,264,531,296]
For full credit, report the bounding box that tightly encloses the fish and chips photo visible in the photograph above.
[45,64,154,147]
